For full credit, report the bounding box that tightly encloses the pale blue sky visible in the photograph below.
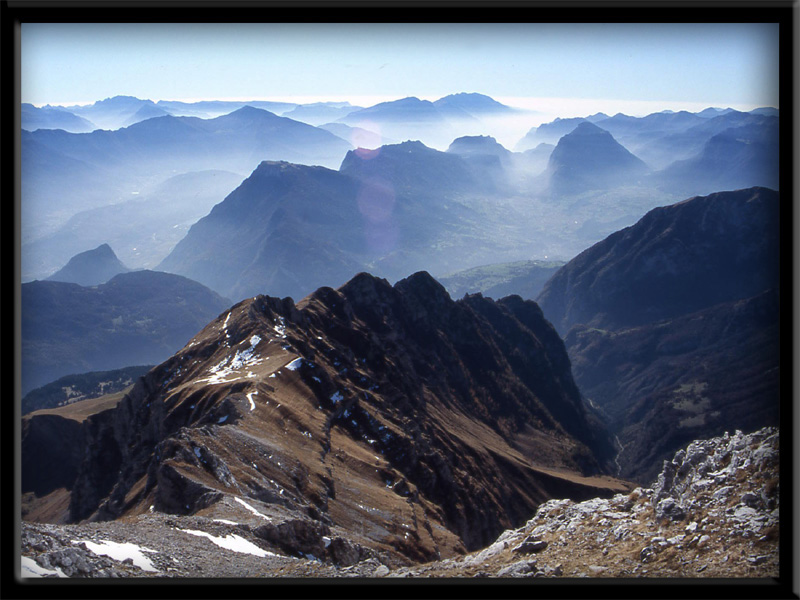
[22,22,780,114]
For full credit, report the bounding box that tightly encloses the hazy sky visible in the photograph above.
[22,22,780,117]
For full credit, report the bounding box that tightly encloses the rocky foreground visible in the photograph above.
[20,427,779,580]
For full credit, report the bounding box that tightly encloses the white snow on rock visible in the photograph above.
[198,335,265,385]
[213,519,239,526]
[330,391,343,404]
[285,357,304,371]
[246,390,258,411]
[179,529,275,558]
[234,497,272,521]
[20,556,68,578]
[74,539,159,572]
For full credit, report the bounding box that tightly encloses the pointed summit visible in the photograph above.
[546,122,649,195]
[47,244,130,287]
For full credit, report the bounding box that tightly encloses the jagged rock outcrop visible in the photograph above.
[386,427,780,578]
[24,271,626,566]
[20,428,780,580]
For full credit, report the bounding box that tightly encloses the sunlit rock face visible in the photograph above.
[23,271,627,566]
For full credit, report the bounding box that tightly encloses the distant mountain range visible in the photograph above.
[157,141,505,302]
[22,269,231,394]
[21,106,353,277]
[24,170,245,278]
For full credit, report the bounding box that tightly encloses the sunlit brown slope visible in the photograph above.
[28,271,628,566]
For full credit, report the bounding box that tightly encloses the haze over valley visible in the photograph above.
[16,19,785,586]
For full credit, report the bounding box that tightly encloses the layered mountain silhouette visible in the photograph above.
[536,187,780,482]
[282,102,363,126]
[67,96,166,131]
[337,95,513,149]
[23,271,625,562]
[22,106,353,280]
[515,113,609,150]
[46,244,129,287]
[22,103,96,133]
[653,120,779,196]
[22,270,231,394]
[158,142,505,302]
[24,170,245,279]
[544,122,649,196]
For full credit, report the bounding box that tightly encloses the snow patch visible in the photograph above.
[330,391,343,404]
[234,497,272,521]
[20,556,67,578]
[246,390,257,411]
[285,357,304,371]
[180,529,275,558]
[198,335,264,385]
[213,519,239,525]
[75,539,159,572]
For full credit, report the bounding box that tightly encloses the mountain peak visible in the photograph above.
[568,121,609,136]
[46,244,129,287]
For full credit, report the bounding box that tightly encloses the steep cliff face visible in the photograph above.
[27,271,626,564]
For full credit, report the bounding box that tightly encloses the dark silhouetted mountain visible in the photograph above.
[565,288,779,484]
[22,103,96,133]
[439,260,565,301]
[26,270,624,565]
[544,122,649,196]
[653,120,779,196]
[21,270,231,395]
[536,187,779,335]
[46,243,130,286]
[21,365,153,416]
